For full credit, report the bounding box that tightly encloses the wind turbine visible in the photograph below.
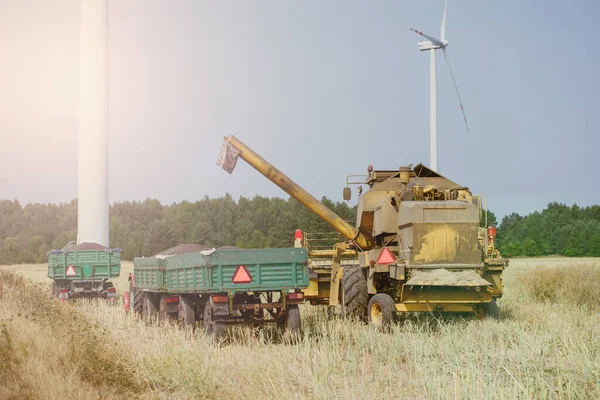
[410,0,469,172]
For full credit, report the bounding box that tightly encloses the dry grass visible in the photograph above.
[1,258,599,399]
[0,271,143,399]
[519,264,600,308]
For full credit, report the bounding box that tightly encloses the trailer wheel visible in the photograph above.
[178,296,196,326]
[143,292,159,317]
[104,281,116,305]
[51,281,57,296]
[203,302,226,339]
[129,281,144,314]
[282,304,301,333]
[342,266,368,319]
[368,294,396,329]
[483,299,500,319]
[159,296,178,322]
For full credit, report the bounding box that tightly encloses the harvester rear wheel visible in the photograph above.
[483,299,500,319]
[368,294,396,328]
[342,266,368,319]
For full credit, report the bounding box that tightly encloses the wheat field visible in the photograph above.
[1,258,599,399]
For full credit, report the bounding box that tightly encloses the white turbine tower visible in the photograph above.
[411,0,469,172]
[77,0,109,247]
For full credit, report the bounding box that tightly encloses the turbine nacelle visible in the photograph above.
[410,28,449,50]
[417,39,449,51]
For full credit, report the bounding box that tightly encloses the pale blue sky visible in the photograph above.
[0,1,598,219]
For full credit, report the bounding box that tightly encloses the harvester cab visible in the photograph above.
[218,135,508,325]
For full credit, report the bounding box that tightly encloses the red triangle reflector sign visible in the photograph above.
[66,265,77,276]
[377,248,396,265]
[232,265,252,284]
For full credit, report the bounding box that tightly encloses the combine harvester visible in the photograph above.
[218,135,508,327]
[48,241,121,302]
[129,247,309,338]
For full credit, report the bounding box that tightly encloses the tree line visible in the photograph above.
[0,196,355,263]
[496,202,600,257]
[0,197,598,264]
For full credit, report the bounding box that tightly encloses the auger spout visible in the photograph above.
[222,135,371,250]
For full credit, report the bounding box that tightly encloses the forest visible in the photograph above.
[0,197,598,264]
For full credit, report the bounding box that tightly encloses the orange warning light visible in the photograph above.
[376,248,396,265]
[232,265,252,284]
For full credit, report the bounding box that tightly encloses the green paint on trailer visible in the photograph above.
[133,248,309,293]
[47,249,121,280]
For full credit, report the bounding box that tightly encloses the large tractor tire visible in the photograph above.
[368,293,396,329]
[203,302,226,339]
[483,299,500,319]
[342,266,368,319]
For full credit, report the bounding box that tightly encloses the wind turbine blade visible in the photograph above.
[410,28,443,46]
[441,0,448,41]
[442,48,469,132]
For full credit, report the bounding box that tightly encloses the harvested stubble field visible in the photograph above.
[1,258,599,399]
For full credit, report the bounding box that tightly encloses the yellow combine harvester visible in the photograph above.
[218,135,508,326]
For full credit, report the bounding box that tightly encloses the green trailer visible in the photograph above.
[130,247,309,337]
[48,242,121,300]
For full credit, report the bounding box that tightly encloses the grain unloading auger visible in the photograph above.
[218,135,508,325]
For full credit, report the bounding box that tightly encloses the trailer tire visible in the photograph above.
[284,304,301,333]
[368,293,396,329]
[342,266,368,319]
[179,296,196,326]
[51,281,57,296]
[483,299,500,319]
[104,281,115,305]
[143,292,159,317]
[159,296,178,322]
[130,281,144,314]
[203,302,226,339]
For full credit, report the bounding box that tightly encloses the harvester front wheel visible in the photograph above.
[368,294,396,328]
[483,299,500,319]
[342,266,368,319]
